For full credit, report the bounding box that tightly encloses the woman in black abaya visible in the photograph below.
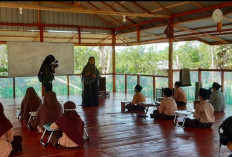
[81,57,99,107]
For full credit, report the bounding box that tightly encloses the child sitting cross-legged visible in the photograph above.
[150,88,178,120]
[50,101,85,148]
[178,88,215,128]
[125,84,146,112]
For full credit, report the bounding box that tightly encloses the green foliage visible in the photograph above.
[0,41,222,77]
[0,45,8,76]
[215,44,232,69]
[72,41,215,76]
[173,41,211,69]
[116,45,168,75]
[73,46,99,74]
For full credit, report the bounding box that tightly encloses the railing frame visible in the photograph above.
[5,68,232,98]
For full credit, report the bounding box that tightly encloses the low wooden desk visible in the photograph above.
[121,101,131,112]
[137,102,160,117]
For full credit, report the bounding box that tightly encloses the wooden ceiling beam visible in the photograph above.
[33,34,40,41]
[150,1,191,13]
[173,2,232,18]
[74,43,113,46]
[174,24,229,44]
[77,2,113,27]
[153,1,172,14]
[0,22,113,31]
[73,1,81,7]
[123,23,232,44]
[126,36,211,46]
[127,38,168,46]
[98,1,125,13]
[0,2,169,18]
[113,1,154,28]
[113,2,142,24]
[224,16,232,22]
[116,2,232,31]
[39,1,73,7]
[210,40,232,45]
[117,11,232,36]
[115,17,166,30]
[98,35,111,43]
[86,2,123,26]
[140,23,232,39]
[116,36,129,44]
[0,35,114,41]
[174,28,232,38]
[131,2,151,14]
[191,1,211,16]
[100,1,135,25]
[68,33,79,42]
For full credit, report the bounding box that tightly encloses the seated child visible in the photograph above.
[50,101,84,148]
[0,103,22,156]
[150,88,177,120]
[179,88,215,128]
[19,87,42,122]
[125,84,146,111]
[218,116,232,157]
[209,82,225,112]
[29,91,63,132]
[173,81,187,106]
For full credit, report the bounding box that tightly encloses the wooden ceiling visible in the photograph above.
[0,1,231,46]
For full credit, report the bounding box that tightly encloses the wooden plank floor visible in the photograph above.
[2,93,232,157]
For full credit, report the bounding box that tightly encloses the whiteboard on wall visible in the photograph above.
[7,42,74,77]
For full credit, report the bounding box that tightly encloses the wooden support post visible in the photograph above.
[39,24,45,96]
[168,17,173,89]
[137,75,140,85]
[112,30,116,92]
[221,71,224,92]
[78,27,81,44]
[198,68,202,83]
[13,77,15,98]
[137,26,140,42]
[67,75,70,96]
[153,76,156,99]
[39,25,43,42]
[125,74,127,94]
[168,37,173,89]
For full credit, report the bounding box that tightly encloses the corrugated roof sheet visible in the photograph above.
[0,1,231,45]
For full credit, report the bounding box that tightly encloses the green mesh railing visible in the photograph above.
[1,72,232,105]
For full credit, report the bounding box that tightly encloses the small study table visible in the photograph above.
[173,110,195,127]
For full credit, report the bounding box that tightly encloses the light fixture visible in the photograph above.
[19,7,23,14]
[123,15,126,22]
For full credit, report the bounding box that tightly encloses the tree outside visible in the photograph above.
[0,41,232,104]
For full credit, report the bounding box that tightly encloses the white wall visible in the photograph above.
[7,42,74,77]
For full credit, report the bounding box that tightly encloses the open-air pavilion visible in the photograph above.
[0,1,232,157]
